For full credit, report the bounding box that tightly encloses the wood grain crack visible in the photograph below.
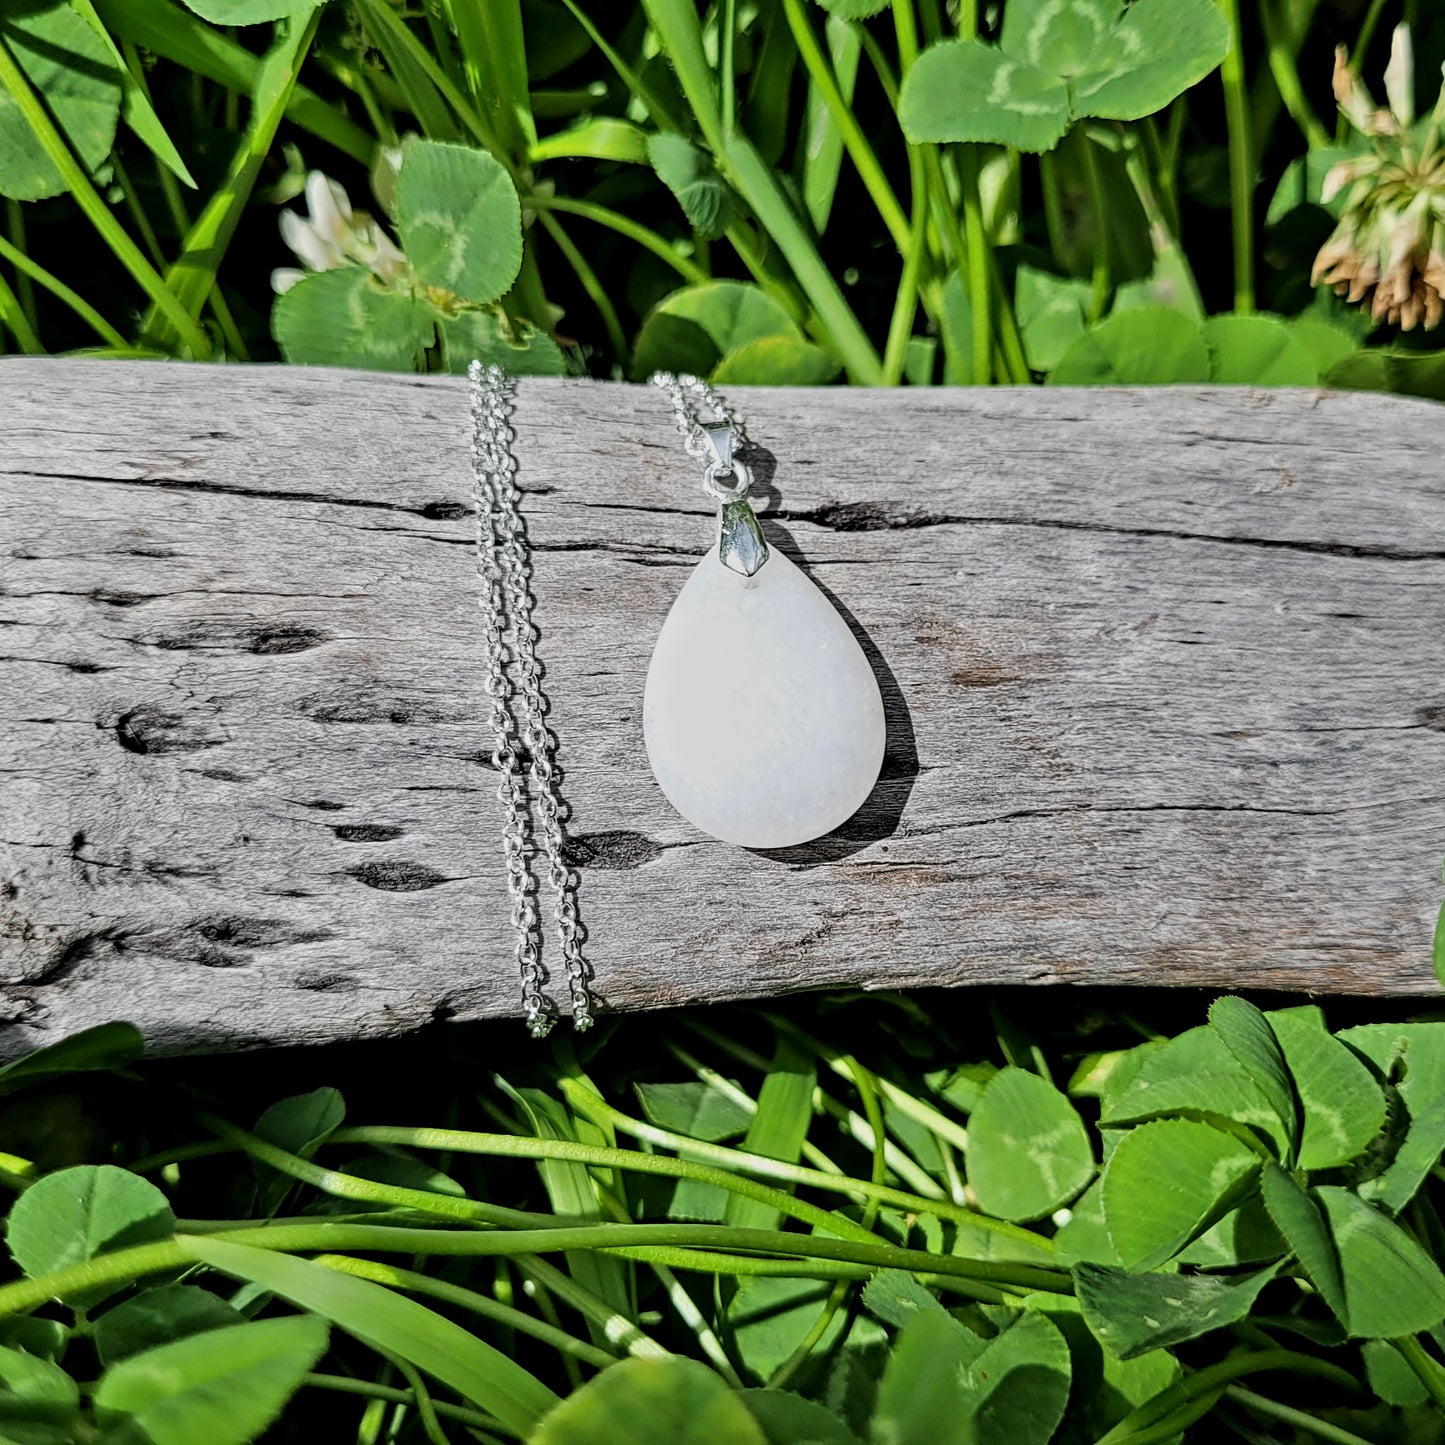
[774,503,1445,561]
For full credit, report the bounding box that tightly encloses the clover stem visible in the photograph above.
[1219,0,1256,312]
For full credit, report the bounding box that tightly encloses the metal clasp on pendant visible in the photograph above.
[701,426,769,579]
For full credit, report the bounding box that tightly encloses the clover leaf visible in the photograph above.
[900,0,1229,154]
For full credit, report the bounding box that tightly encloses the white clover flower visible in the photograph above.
[1313,27,1445,330]
[272,170,412,295]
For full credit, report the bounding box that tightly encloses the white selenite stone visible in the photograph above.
[644,548,886,848]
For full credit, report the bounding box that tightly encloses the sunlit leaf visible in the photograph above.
[93,1317,327,1445]
[1259,1162,1344,1326]
[712,336,840,385]
[1071,0,1229,121]
[91,0,370,161]
[177,0,320,24]
[635,1081,752,1142]
[801,16,861,233]
[72,0,194,186]
[1203,315,1319,385]
[7,1165,174,1285]
[861,1269,948,1330]
[1176,1193,1283,1269]
[901,0,1227,153]
[438,307,568,375]
[1269,1009,1385,1172]
[1015,266,1089,372]
[1363,1340,1429,1406]
[531,116,648,164]
[396,140,522,305]
[143,10,320,351]
[631,280,801,381]
[900,43,1071,153]
[1074,1260,1280,1359]
[1048,308,1210,385]
[1102,1119,1260,1271]
[1101,1024,1285,1155]
[938,267,977,384]
[1288,317,1359,376]
[1052,1180,1121,1267]
[0,1023,141,1096]
[530,1357,767,1445]
[1316,1186,1445,1338]
[0,1,121,201]
[1338,1023,1445,1210]
[272,267,434,371]
[1000,0,1114,74]
[725,1040,814,1233]
[1208,997,1297,1155]
[648,133,736,238]
[965,1066,1094,1223]
[496,1078,634,1339]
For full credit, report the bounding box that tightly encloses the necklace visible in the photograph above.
[645,373,886,850]
[468,361,594,1037]
[467,364,886,1031]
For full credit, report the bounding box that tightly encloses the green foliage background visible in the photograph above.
[4,993,1445,1442]
[3,0,1445,394]
[5,1,1445,1440]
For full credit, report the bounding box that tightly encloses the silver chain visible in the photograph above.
[468,361,594,1037]
[650,372,748,470]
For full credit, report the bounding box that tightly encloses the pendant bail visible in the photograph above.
[718,499,769,579]
[702,425,735,475]
[700,426,768,577]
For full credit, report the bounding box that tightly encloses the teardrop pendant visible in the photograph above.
[644,547,887,848]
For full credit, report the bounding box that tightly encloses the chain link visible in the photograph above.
[649,371,748,472]
[468,362,595,1037]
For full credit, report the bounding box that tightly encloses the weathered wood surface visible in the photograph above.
[1,360,1443,1057]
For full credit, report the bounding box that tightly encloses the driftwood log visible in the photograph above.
[1,359,1443,1057]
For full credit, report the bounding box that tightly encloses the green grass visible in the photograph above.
[2,988,1445,1442]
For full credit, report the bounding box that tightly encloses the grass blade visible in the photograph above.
[93,0,372,164]
[725,1041,814,1232]
[182,1236,560,1437]
[781,0,906,249]
[801,14,859,233]
[444,0,535,159]
[142,10,321,352]
[0,22,209,358]
[312,1255,616,1369]
[0,267,40,352]
[73,0,194,187]
[640,0,882,378]
[722,134,882,382]
[352,0,493,149]
[495,1079,636,1341]
[639,0,723,150]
